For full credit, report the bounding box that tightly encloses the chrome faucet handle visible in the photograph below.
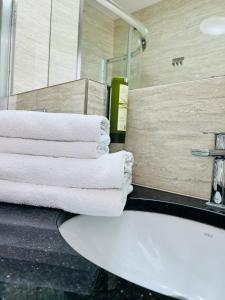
[192,131,225,209]
[191,149,210,157]
[191,149,225,158]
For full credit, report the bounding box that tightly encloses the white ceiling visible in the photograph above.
[114,0,162,13]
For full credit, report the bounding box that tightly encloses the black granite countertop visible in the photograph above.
[0,185,223,299]
[126,185,225,229]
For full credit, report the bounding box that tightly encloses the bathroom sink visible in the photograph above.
[59,211,225,300]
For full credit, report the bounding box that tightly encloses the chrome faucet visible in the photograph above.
[191,132,225,209]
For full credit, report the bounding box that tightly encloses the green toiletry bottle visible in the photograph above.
[109,77,128,143]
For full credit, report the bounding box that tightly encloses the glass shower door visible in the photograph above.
[129,28,143,90]
[105,25,144,89]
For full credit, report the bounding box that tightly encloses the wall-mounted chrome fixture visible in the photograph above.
[172,57,184,67]
[96,0,149,85]
[192,132,225,210]
[95,0,149,52]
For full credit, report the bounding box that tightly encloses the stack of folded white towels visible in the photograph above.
[0,110,133,216]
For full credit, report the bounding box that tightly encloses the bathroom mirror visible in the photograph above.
[11,0,81,95]
[1,0,225,105]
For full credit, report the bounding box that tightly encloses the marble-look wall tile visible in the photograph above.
[49,0,80,86]
[87,80,107,116]
[114,0,225,88]
[15,79,106,116]
[12,0,51,94]
[16,80,86,113]
[81,0,114,83]
[15,90,38,111]
[125,76,225,200]
[35,80,86,113]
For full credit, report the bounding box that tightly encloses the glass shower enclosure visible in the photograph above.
[104,26,145,89]
[0,0,13,108]
[81,0,149,89]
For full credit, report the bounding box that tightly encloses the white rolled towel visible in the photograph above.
[0,137,109,159]
[0,110,109,142]
[0,180,133,216]
[0,151,133,189]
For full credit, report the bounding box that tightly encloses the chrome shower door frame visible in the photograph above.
[0,0,13,108]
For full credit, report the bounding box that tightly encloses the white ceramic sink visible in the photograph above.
[59,211,225,300]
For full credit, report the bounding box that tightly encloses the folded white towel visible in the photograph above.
[0,110,109,142]
[0,137,109,158]
[0,180,133,216]
[0,151,133,189]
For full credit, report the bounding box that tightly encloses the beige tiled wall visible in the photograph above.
[13,79,106,115]
[15,80,86,113]
[124,76,225,200]
[87,80,107,116]
[81,0,114,83]
[112,0,225,199]
[114,0,225,88]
